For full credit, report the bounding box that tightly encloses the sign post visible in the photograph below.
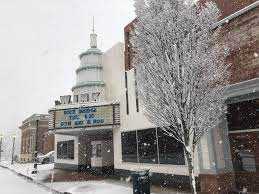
[0,134,3,162]
[11,135,16,165]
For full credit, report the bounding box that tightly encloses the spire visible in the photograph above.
[92,16,95,34]
[90,17,97,48]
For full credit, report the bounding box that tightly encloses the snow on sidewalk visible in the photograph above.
[0,161,189,194]
[0,161,54,181]
[0,166,52,194]
[0,161,147,194]
[46,180,158,194]
[47,180,189,194]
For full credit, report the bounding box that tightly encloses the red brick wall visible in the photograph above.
[199,173,236,193]
[199,0,257,19]
[43,133,54,154]
[20,129,30,155]
[218,6,259,84]
[36,120,49,154]
[124,19,136,71]
[20,119,54,156]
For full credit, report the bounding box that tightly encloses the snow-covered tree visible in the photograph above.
[132,0,229,193]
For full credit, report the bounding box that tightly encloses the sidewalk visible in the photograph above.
[0,161,54,181]
[0,161,189,194]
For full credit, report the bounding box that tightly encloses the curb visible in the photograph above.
[0,164,64,194]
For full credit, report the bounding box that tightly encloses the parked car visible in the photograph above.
[37,151,54,164]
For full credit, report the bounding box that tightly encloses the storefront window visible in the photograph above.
[121,128,186,165]
[230,133,257,172]
[158,129,185,165]
[137,128,158,164]
[227,99,259,131]
[57,140,74,159]
[121,131,138,162]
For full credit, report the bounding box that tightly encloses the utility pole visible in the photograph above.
[11,135,16,165]
[0,134,3,162]
[33,119,39,173]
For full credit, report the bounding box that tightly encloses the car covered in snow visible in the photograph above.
[37,151,54,164]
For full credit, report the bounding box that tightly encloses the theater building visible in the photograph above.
[49,27,124,173]
[49,1,258,193]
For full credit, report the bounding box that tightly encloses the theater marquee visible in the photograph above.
[49,104,120,129]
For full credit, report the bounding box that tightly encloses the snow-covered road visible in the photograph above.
[0,167,49,194]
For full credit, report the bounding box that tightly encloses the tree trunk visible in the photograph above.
[185,150,197,194]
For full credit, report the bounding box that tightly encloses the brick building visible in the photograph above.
[199,0,259,193]
[19,114,54,162]
[123,1,259,193]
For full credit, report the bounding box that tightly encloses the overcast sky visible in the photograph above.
[0,0,135,134]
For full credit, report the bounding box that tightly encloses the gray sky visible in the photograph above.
[0,0,135,134]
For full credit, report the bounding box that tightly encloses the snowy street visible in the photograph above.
[0,167,50,194]
[0,162,190,194]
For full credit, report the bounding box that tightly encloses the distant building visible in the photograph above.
[0,129,21,162]
[19,114,54,162]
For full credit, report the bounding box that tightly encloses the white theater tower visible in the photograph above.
[72,22,105,104]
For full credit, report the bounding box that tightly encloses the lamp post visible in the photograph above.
[11,135,16,165]
[33,119,39,173]
[0,134,3,162]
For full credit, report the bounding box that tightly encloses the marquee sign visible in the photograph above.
[49,104,120,129]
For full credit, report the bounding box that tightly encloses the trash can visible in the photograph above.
[132,170,150,194]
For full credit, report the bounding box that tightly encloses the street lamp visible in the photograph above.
[11,135,16,165]
[0,134,3,162]
[32,119,39,174]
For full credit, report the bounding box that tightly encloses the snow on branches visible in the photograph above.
[132,0,229,151]
[132,1,229,192]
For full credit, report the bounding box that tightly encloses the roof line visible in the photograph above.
[213,1,259,28]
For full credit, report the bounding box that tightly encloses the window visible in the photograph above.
[138,128,158,164]
[92,92,100,102]
[96,144,102,157]
[121,128,185,165]
[227,99,259,131]
[158,129,185,165]
[125,72,129,115]
[230,133,257,172]
[57,140,74,159]
[73,95,78,103]
[134,68,139,112]
[121,131,138,162]
[80,93,89,103]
